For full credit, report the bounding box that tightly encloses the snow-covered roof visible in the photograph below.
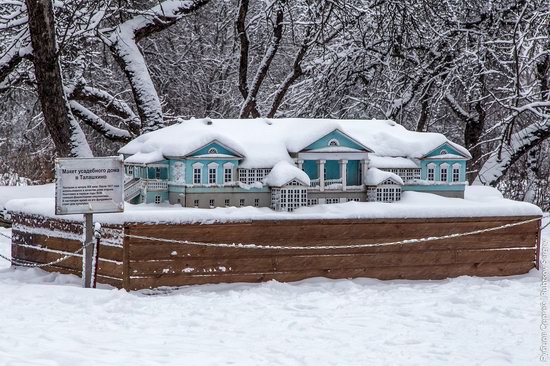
[365,168,404,186]
[425,153,467,160]
[119,118,470,168]
[368,155,418,169]
[263,161,310,187]
[125,151,165,164]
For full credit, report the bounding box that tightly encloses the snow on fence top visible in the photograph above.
[118,118,471,168]
[5,186,542,225]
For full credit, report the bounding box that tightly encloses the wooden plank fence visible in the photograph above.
[9,213,542,290]
[10,213,124,288]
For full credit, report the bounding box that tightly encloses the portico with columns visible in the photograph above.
[295,153,370,192]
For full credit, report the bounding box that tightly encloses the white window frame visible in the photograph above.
[154,195,161,204]
[307,198,319,206]
[223,162,234,183]
[452,163,461,182]
[208,147,218,154]
[209,199,215,208]
[375,186,401,202]
[192,163,203,185]
[207,162,218,185]
[208,168,217,184]
[427,163,436,181]
[237,168,271,184]
[440,163,449,182]
[155,167,161,179]
[328,138,340,147]
[278,186,307,211]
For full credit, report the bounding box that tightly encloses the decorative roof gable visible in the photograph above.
[422,142,471,160]
[300,129,373,153]
[184,140,244,159]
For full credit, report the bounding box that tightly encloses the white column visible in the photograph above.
[340,159,347,191]
[361,159,369,185]
[297,159,304,170]
[319,160,326,192]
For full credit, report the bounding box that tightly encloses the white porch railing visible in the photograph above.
[146,180,168,191]
[309,178,343,189]
[325,178,343,186]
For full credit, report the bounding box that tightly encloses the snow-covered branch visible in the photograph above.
[69,101,132,142]
[0,30,30,84]
[102,0,211,133]
[475,119,550,186]
[71,85,140,135]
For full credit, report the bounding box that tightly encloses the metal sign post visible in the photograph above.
[83,213,94,288]
[54,156,124,288]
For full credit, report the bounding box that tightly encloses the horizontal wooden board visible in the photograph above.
[12,231,123,262]
[126,221,538,249]
[128,261,535,290]
[127,248,535,276]
[129,219,539,247]
[11,213,123,243]
[11,213,83,235]
[126,232,537,260]
[13,244,123,278]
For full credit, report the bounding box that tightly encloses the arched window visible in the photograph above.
[208,147,218,154]
[328,139,340,147]
[440,149,448,155]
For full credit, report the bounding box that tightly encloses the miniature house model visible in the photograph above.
[120,118,471,211]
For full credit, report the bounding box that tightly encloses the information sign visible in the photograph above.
[55,157,124,215]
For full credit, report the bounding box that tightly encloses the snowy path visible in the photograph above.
[0,220,548,365]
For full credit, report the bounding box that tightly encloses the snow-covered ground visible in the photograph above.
[0,217,548,365]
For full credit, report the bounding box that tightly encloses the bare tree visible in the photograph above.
[25,0,91,157]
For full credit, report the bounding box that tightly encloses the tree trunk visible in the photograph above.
[25,0,91,157]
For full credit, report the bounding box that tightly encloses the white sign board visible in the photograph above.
[55,157,124,215]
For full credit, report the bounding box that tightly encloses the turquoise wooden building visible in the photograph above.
[119,118,471,211]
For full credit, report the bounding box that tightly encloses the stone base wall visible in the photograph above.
[307,191,367,203]
[170,191,271,209]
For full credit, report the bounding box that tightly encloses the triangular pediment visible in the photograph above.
[185,140,244,158]
[301,129,373,152]
[422,142,470,159]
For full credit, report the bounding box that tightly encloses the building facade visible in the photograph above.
[120,118,471,211]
